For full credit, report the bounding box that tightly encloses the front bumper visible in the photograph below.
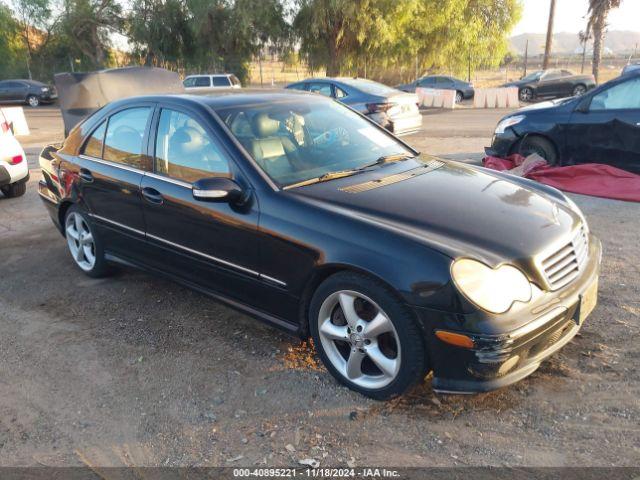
[413,235,602,394]
[484,128,519,158]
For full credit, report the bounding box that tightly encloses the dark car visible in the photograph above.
[504,69,596,103]
[396,75,474,103]
[38,91,600,399]
[487,71,640,173]
[0,79,57,107]
[621,62,640,76]
[285,77,422,135]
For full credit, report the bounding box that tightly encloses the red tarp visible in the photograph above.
[483,154,640,203]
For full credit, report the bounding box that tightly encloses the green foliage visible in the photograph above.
[295,0,522,79]
[0,3,27,78]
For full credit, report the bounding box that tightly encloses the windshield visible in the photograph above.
[522,71,543,82]
[215,99,413,187]
[338,78,398,96]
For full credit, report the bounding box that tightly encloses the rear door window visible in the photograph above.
[212,76,231,87]
[103,107,151,170]
[81,121,107,158]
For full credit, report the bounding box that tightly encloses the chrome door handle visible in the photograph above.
[79,168,93,183]
[141,186,163,205]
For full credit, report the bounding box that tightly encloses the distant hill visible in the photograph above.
[510,31,640,56]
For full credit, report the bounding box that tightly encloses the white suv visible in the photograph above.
[0,113,29,198]
[183,74,241,93]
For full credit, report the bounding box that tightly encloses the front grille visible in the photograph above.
[541,226,589,290]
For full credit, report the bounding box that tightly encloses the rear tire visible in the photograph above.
[1,182,26,198]
[26,95,40,107]
[64,205,110,278]
[517,135,558,165]
[309,272,428,400]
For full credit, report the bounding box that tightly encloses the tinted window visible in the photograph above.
[194,76,211,87]
[308,83,332,97]
[418,77,434,87]
[183,77,196,87]
[155,109,230,183]
[3,81,24,89]
[212,76,231,87]
[590,77,640,110]
[287,83,307,91]
[103,108,151,169]
[436,77,453,86]
[81,121,107,158]
[230,75,241,86]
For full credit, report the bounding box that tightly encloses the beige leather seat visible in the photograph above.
[249,113,299,178]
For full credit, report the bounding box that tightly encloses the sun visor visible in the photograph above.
[54,67,184,136]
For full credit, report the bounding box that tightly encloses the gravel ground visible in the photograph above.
[0,106,638,468]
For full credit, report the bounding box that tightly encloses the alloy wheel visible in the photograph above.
[573,85,586,96]
[455,92,463,103]
[65,212,96,272]
[28,96,40,107]
[317,290,401,389]
[519,88,533,102]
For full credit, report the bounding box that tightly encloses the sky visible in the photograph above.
[512,0,640,35]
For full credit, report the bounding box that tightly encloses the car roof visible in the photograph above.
[185,73,232,78]
[104,90,319,111]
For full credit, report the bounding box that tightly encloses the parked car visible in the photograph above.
[487,70,640,173]
[0,112,29,198]
[285,77,422,136]
[183,74,241,93]
[396,75,474,103]
[621,62,640,76]
[503,69,596,103]
[39,89,600,399]
[0,79,57,107]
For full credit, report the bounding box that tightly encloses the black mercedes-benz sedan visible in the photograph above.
[38,91,601,399]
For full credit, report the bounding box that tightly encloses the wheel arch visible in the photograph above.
[297,263,406,339]
[511,132,559,160]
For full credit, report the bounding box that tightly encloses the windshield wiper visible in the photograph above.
[284,169,362,189]
[284,153,416,190]
[358,153,415,170]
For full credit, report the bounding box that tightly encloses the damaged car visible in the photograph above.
[39,68,600,399]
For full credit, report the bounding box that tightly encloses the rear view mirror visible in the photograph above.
[192,177,245,204]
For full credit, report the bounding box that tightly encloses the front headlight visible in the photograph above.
[495,115,525,134]
[451,258,532,314]
[41,87,49,92]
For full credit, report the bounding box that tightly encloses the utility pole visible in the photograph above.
[524,39,529,77]
[468,44,472,82]
[543,0,556,70]
[581,40,587,73]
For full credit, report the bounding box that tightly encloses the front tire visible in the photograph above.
[309,272,428,400]
[64,206,110,277]
[455,91,464,103]
[517,135,558,165]
[26,95,40,107]
[519,87,534,102]
[1,182,26,198]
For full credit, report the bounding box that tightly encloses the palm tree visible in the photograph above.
[586,0,622,83]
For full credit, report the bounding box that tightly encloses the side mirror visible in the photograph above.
[575,96,592,113]
[192,177,244,203]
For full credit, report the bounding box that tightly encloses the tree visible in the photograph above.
[0,3,27,78]
[293,0,521,79]
[10,0,55,78]
[586,0,622,83]
[542,0,556,70]
[59,0,122,69]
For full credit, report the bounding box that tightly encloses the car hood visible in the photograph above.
[290,159,579,267]
[503,80,529,88]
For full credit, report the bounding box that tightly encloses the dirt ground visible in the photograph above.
[0,106,638,468]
